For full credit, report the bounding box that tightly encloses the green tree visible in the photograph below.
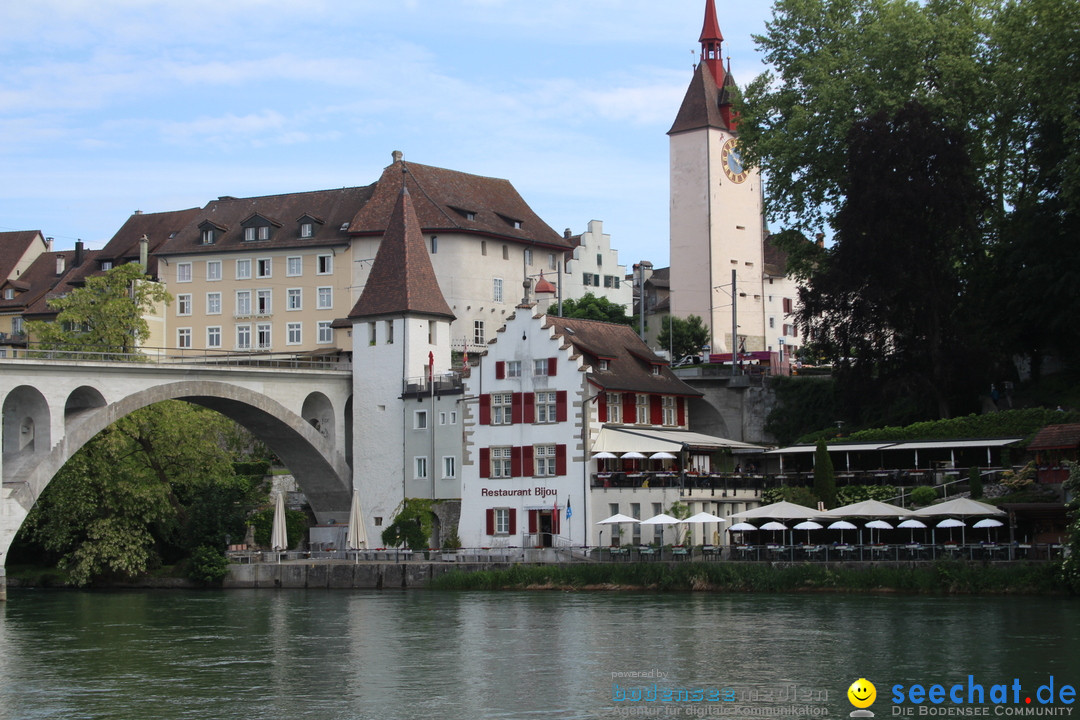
[813,439,836,509]
[18,401,245,585]
[557,292,633,326]
[739,0,996,233]
[660,315,710,359]
[27,262,172,358]
[795,102,985,420]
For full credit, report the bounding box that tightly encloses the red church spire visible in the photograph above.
[699,0,725,88]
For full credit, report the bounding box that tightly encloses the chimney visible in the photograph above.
[56,254,66,275]
[45,237,54,251]
[139,235,149,270]
[564,228,572,239]
[815,233,825,248]
[74,240,84,267]
[392,150,403,163]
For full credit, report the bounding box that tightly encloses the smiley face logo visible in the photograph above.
[847,678,877,709]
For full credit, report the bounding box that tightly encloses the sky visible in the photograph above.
[0,0,776,267]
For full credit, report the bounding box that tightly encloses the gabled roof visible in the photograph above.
[93,208,202,280]
[348,158,569,250]
[155,186,374,256]
[543,315,702,396]
[347,186,454,321]
[0,230,47,282]
[2,249,100,318]
[1028,423,1080,451]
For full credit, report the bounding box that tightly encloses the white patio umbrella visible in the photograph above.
[937,517,965,543]
[729,501,823,521]
[827,520,857,544]
[825,499,908,518]
[621,451,647,459]
[596,512,639,547]
[345,490,368,558]
[270,490,288,559]
[760,521,787,544]
[897,518,927,543]
[865,519,892,544]
[640,513,682,545]
[794,520,823,544]
[973,517,1004,542]
[681,512,727,545]
[593,452,618,459]
[650,451,678,460]
[728,522,757,532]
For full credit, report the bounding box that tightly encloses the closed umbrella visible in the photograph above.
[270,490,288,559]
[346,490,368,559]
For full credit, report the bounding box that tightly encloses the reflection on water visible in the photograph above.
[0,590,1077,719]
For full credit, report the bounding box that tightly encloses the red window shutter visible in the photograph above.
[548,357,558,376]
[555,444,567,476]
[677,397,686,426]
[624,393,636,422]
[486,508,495,535]
[511,392,523,424]
[598,392,608,422]
[508,509,517,535]
[783,298,792,314]
[479,447,490,478]
[522,445,535,477]
[528,510,538,534]
[495,361,505,379]
[479,394,491,425]
[556,390,568,422]
[524,392,536,423]
[650,394,662,425]
[511,446,522,477]
[793,324,799,337]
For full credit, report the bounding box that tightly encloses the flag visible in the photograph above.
[462,347,469,368]
[428,351,434,383]
[565,496,572,520]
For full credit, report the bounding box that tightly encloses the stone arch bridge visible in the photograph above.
[0,356,354,594]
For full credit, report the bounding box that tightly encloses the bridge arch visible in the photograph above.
[2,385,51,456]
[10,380,351,522]
[301,391,335,440]
[64,386,107,420]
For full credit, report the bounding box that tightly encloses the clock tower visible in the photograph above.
[669,0,767,355]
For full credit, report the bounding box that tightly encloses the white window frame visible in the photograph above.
[494,508,510,535]
[236,324,252,350]
[317,254,333,275]
[317,320,333,344]
[287,288,302,311]
[414,456,428,480]
[236,290,252,316]
[607,392,622,424]
[256,289,272,315]
[317,286,333,310]
[473,320,485,345]
[506,360,521,378]
[534,358,549,376]
[535,391,557,424]
[442,456,456,480]
[491,393,513,426]
[414,410,428,430]
[256,322,272,349]
[534,445,557,477]
[206,292,222,315]
[236,259,251,280]
[286,256,302,277]
[662,396,677,427]
[256,258,272,279]
[491,447,512,479]
[300,223,313,239]
[177,262,192,283]
[286,322,302,345]
[207,326,222,348]
[636,394,649,424]
[493,277,503,303]
[206,260,222,281]
[177,328,192,348]
[177,293,192,316]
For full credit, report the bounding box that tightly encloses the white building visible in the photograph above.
[559,220,633,313]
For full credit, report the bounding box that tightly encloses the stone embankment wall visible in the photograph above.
[225,562,497,589]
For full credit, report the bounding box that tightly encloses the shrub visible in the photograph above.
[910,486,938,507]
[188,546,229,585]
[969,466,983,499]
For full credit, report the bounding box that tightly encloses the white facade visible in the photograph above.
[559,220,633,312]
[458,309,587,549]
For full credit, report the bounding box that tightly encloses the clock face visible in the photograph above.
[721,137,749,184]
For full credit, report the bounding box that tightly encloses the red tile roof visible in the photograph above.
[1027,423,1080,451]
[668,62,732,135]
[349,158,570,250]
[347,186,454,321]
[95,208,202,279]
[543,315,702,396]
[0,230,46,282]
[3,249,100,319]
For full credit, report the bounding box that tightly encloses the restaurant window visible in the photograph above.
[636,394,649,424]
[494,508,510,534]
[534,445,557,477]
[535,391,557,424]
[606,393,622,423]
[491,393,513,425]
[506,360,521,378]
[662,396,677,426]
[491,447,513,478]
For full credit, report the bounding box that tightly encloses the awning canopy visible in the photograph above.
[592,426,765,454]
[762,438,1021,454]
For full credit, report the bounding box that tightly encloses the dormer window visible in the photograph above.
[300,222,313,238]
[244,227,255,242]
[652,365,661,376]
[241,213,280,242]
[497,213,523,229]
[3,288,13,300]
[598,359,609,371]
[451,207,477,222]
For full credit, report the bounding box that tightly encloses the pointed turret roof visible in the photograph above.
[669,0,737,135]
[347,182,455,321]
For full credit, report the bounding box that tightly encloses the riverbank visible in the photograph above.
[6,559,1069,595]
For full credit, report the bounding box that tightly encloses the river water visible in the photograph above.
[0,589,1077,720]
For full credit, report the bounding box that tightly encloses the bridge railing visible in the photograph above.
[2,344,352,371]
